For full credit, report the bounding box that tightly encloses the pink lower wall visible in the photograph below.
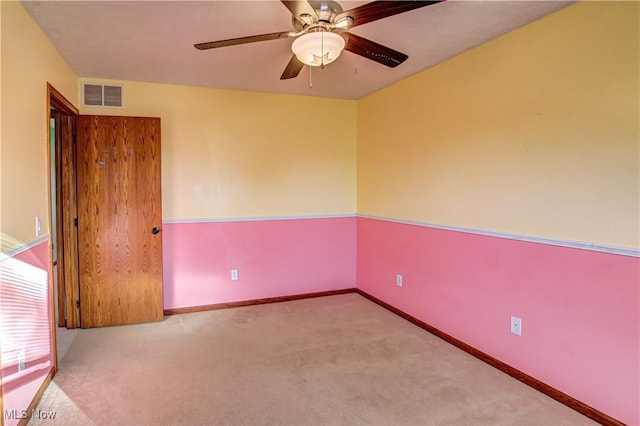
[356,217,639,425]
[12,240,49,267]
[4,218,636,424]
[162,217,356,309]
[1,240,53,426]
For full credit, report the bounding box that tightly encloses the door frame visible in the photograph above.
[47,84,80,351]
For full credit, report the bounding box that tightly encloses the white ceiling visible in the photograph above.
[22,0,572,100]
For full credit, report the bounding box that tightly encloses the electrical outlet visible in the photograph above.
[511,316,522,336]
[231,269,238,281]
[18,349,26,372]
[396,274,403,288]
[35,216,41,237]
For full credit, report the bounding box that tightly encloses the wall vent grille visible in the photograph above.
[82,83,123,108]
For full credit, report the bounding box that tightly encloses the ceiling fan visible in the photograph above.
[195,0,443,80]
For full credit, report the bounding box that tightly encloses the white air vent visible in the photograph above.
[83,83,123,107]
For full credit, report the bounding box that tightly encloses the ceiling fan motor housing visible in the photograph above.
[292,0,344,31]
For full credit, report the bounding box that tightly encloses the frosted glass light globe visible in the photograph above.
[291,31,345,67]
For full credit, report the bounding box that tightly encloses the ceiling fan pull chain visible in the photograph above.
[308,66,313,89]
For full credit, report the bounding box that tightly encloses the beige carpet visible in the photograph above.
[30,294,596,425]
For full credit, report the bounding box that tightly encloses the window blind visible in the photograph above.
[0,253,52,387]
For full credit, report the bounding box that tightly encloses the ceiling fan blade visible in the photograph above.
[343,32,408,68]
[195,31,293,50]
[280,55,305,80]
[337,0,443,28]
[280,1,318,22]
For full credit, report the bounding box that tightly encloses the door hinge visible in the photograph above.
[76,300,80,309]
[74,218,78,227]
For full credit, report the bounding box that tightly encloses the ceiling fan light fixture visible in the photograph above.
[291,31,345,67]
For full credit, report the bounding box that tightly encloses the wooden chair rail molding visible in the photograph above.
[164,287,623,426]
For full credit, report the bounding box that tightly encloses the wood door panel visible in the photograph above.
[77,116,163,328]
[61,114,80,328]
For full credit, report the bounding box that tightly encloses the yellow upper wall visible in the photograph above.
[1,1,77,250]
[80,80,357,220]
[357,1,639,249]
[4,0,636,248]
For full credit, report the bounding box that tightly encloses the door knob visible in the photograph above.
[152,227,160,234]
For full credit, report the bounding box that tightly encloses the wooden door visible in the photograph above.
[76,115,163,328]
[60,114,81,329]
[52,111,65,327]
[49,83,81,330]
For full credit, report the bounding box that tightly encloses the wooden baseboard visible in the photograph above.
[355,289,624,426]
[163,288,357,316]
